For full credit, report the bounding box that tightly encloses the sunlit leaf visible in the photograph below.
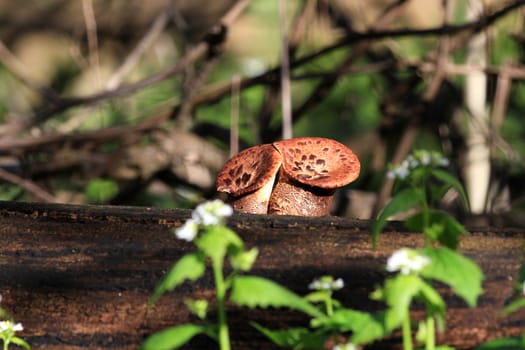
[85,178,119,204]
[313,308,387,345]
[140,324,206,350]
[195,225,243,265]
[251,323,325,349]
[372,187,423,245]
[372,274,424,331]
[231,276,324,318]
[149,252,205,305]
[9,337,31,350]
[421,247,483,307]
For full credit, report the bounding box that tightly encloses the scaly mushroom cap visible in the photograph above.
[216,144,282,197]
[272,137,360,189]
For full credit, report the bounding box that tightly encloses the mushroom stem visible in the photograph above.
[268,169,334,216]
[229,174,277,214]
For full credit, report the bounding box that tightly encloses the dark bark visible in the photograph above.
[0,201,523,349]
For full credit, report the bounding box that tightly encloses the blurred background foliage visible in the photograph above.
[0,0,524,224]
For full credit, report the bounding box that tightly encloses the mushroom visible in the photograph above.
[215,144,282,214]
[216,137,360,216]
[268,137,360,216]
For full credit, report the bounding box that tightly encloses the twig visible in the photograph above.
[0,41,61,103]
[194,0,523,137]
[256,0,314,143]
[230,75,241,156]
[0,167,57,203]
[279,0,292,140]
[4,0,250,135]
[82,0,101,89]
[279,0,409,139]
[0,113,168,154]
[372,0,455,217]
[106,12,169,91]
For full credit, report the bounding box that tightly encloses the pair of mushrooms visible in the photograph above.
[216,137,360,216]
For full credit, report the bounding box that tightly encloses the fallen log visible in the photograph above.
[0,201,523,349]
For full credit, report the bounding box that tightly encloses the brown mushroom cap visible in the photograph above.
[272,137,360,189]
[216,144,282,196]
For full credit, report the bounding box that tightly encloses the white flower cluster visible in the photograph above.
[175,200,233,241]
[386,150,450,180]
[0,320,23,333]
[308,276,345,292]
[386,248,430,275]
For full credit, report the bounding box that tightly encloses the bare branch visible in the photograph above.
[0,167,57,203]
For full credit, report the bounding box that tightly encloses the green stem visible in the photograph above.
[326,293,333,317]
[417,186,431,248]
[402,310,413,350]
[212,261,231,350]
[425,315,435,350]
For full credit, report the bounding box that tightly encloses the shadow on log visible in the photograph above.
[0,201,524,349]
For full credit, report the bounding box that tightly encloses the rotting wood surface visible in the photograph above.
[0,201,523,349]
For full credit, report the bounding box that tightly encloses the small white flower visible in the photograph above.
[175,219,199,241]
[333,343,357,350]
[0,320,23,333]
[192,200,233,226]
[439,157,450,167]
[386,248,430,275]
[308,276,344,291]
[420,153,431,165]
[332,278,344,290]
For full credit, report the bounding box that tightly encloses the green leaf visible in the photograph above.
[140,324,206,350]
[418,279,446,318]
[195,226,243,265]
[149,252,206,305]
[474,337,524,350]
[405,211,468,249]
[372,187,423,245]
[504,297,525,315]
[10,337,31,350]
[231,276,324,318]
[430,169,470,211]
[85,178,119,204]
[421,247,484,307]
[373,274,424,331]
[251,323,325,349]
[313,308,387,345]
[230,247,259,272]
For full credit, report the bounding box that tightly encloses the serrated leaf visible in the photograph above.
[380,274,424,331]
[314,308,387,345]
[421,247,483,307]
[251,323,325,349]
[430,169,470,211]
[195,225,243,265]
[372,187,423,245]
[149,252,205,305]
[140,324,206,350]
[231,276,324,318]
